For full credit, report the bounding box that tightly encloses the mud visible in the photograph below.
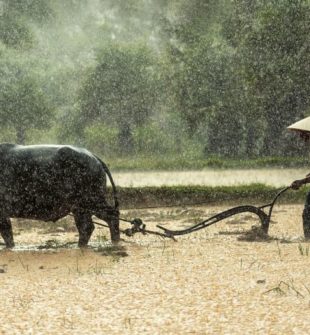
[1,204,310,334]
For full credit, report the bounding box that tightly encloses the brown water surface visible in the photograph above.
[1,204,309,334]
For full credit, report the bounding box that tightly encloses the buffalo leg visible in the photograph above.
[95,208,120,243]
[73,212,94,247]
[0,218,14,248]
[108,215,120,243]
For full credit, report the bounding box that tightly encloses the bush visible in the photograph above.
[84,123,118,156]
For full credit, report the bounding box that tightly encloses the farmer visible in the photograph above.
[288,116,310,238]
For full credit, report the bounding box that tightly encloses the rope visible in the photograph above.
[67,213,175,240]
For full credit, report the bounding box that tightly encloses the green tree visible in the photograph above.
[0,50,54,144]
[156,0,252,156]
[177,38,252,157]
[0,0,53,49]
[0,15,34,49]
[78,43,158,154]
[223,0,310,155]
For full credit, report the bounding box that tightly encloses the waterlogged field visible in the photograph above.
[1,204,310,334]
[113,168,309,187]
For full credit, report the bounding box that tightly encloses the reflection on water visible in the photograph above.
[113,169,309,187]
[2,241,113,252]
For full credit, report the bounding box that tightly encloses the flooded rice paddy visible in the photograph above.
[0,168,309,334]
[1,204,310,334]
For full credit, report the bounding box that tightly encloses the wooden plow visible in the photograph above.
[98,186,291,240]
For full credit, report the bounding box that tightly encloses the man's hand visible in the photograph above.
[291,179,304,190]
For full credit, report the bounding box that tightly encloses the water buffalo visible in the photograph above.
[0,143,119,248]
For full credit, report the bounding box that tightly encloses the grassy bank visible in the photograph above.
[108,156,310,171]
[114,184,308,209]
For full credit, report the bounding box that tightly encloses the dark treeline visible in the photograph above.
[0,0,309,159]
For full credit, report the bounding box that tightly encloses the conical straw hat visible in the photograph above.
[287,116,310,133]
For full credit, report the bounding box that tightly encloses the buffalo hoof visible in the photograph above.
[78,242,90,249]
[111,237,121,245]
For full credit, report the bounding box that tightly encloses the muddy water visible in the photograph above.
[1,204,310,334]
[113,168,309,187]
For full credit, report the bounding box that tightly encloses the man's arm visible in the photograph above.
[291,174,310,189]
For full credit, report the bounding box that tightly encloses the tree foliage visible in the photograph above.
[0,0,53,49]
[0,50,54,144]
[223,0,310,155]
[163,0,310,157]
[0,0,309,159]
[78,43,159,154]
